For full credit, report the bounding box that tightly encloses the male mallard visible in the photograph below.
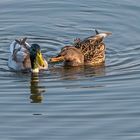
[50,30,111,66]
[8,37,48,73]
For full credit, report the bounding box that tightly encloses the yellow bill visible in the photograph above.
[36,51,45,66]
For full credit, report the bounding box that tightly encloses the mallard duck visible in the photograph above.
[8,37,48,73]
[50,30,111,66]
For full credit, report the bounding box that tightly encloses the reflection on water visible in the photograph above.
[0,0,140,139]
[50,64,106,80]
[30,73,46,103]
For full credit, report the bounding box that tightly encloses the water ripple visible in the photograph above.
[0,0,140,140]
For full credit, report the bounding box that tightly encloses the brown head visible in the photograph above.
[50,46,84,66]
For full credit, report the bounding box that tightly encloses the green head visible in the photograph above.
[29,44,45,73]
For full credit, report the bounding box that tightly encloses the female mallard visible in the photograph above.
[8,37,48,73]
[50,30,111,66]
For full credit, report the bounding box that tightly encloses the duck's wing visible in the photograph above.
[80,31,111,49]
[10,40,30,62]
[85,42,106,65]
[22,53,31,70]
[74,31,111,64]
[8,39,31,70]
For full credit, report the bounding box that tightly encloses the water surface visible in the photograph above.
[0,0,140,139]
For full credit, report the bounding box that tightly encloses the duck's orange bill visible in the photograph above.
[50,56,64,63]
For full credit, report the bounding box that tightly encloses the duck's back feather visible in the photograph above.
[74,31,111,65]
[8,40,31,71]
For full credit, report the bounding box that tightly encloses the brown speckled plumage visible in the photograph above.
[74,33,106,65]
[50,30,111,66]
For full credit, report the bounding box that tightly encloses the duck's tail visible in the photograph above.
[95,29,112,38]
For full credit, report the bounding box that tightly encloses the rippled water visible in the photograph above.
[0,0,140,139]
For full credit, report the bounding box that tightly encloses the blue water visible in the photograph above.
[0,0,140,139]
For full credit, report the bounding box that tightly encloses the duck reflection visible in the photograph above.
[30,73,45,103]
[50,64,106,80]
[84,64,106,77]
